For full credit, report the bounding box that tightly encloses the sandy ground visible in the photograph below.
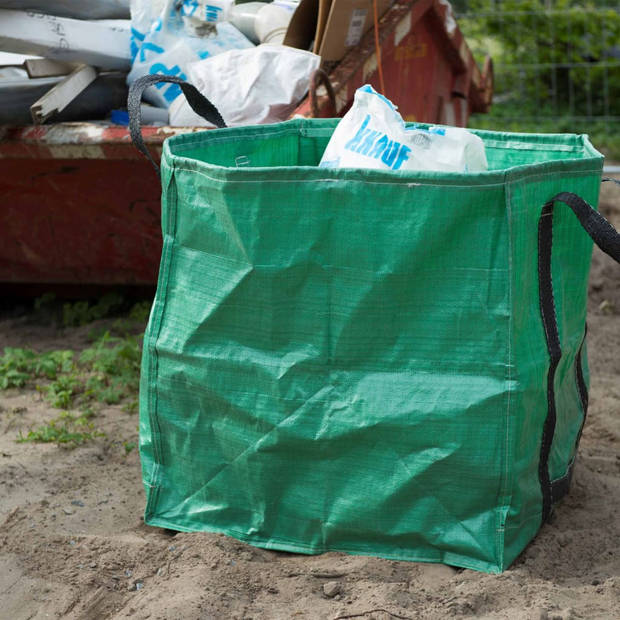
[1,182,619,620]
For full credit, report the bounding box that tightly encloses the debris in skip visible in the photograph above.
[0,0,492,129]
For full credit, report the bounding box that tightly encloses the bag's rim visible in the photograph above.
[161,118,604,185]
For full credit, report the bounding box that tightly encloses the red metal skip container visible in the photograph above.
[0,0,492,288]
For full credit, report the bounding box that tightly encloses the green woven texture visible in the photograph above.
[139,119,603,573]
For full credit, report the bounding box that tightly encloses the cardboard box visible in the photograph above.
[282,0,319,54]
[318,0,392,61]
[283,0,392,63]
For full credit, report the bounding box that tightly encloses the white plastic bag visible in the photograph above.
[319,85,488,173]
[169,44,320,126]
[180,0,235,26]
[128,0,253,108]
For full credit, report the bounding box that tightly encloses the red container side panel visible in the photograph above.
[1,155,163,285]
[0,0,491,287]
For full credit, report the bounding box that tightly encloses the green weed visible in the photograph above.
[2,332,142,417]
[79,331,142,404]
[17,411,105,447]
[44,373,83,409]
[34,292,57,312]
[62,292,124,327]
[123,441,137,455]
[109,301,152,336]
[129,301,152,323]
[122,399,139,414]
[5,304,145,448]
[1,348,74,389]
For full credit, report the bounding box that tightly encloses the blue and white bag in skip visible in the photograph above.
[128,0,253,108]
[319,85,488,173]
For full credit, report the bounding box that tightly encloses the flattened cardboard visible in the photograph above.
[318,0,392,61]
[282,0,319,52]
[313,0,333,55]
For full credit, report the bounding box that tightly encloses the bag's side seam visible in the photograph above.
[144,165,179,521]
[497,174,514,570]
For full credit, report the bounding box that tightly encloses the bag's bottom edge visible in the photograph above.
[144,514,504,574]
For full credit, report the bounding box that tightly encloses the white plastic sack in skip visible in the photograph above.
[128,0,253,108]
[169,45,320,127]
[180,0,235,27]
[319,85,488,173]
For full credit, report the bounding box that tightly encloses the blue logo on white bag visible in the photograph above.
[205,5,223,22]
[344,115,412,171]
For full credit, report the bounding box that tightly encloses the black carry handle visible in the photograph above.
[548,190,620,262]
[128,74,227,174]
[537,186,620,523]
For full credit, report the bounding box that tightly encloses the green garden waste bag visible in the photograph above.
[129,76,620,573]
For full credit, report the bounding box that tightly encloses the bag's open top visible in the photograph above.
[164,119,603,181]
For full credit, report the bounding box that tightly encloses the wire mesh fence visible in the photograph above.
[454,2,620,139]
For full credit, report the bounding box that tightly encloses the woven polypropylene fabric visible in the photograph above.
[139,119,603,573]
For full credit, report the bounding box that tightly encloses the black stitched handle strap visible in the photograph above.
[552,191,620,262]
[537,190,620,523]
[127,74,227,174]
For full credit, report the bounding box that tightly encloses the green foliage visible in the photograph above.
[123,440,137,455]
[44,373,83,409]
[17,411,105,447]
[468,109,620,159]
[129,301,152,324]
[108,301,153,336]
[459,1,620,152]
[62,292,125,327]
[4,301,147,447]
[80,331,142,404]
[34,292,57,312]
[2,333,142,412]
[0,348,74,389]
[122,399,139,414]
[32,292,152,331]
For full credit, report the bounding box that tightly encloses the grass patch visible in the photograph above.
[2,332,143,446]
[44,373,83,409]
[80,332,142,405]
[3,296,150,447]
[1,331,142,410]
[17,411,105,447]
[0,348,74,389]
[32,292,152,330]
[123,440,137,455]
[62,292,125,327]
